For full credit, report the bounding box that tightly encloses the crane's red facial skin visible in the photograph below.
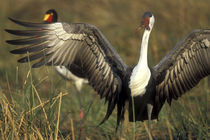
[136,17,150,33]
[142,17,150,30]
[46,15,53,23]
[44,14,53,23]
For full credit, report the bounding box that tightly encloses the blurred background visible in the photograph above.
[0,0,209,139]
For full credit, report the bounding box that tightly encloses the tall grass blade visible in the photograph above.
[71,118,75,140]
[131,96,136,140]
[54,92,62,140]
[32,84,52,131]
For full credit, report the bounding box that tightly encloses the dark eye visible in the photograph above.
[146,26,150,30]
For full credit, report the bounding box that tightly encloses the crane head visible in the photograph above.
[136,11,154,32]
[43,9,58,23]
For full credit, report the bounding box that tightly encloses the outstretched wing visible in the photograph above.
[6,18,128,123]
[153,29,210,112]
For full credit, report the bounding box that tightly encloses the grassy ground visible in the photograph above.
[0,0,209,139]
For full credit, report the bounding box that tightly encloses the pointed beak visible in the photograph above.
[135,19,145,33]
[43,14,50,21]
[135,24,143,33]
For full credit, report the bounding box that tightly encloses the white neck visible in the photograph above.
[137,29,151,69]
[129,28,152,97]
[129,15,155,97]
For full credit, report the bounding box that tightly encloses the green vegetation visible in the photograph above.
[0,0,209,139]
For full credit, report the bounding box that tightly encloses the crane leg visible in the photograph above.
[147,103,153,140]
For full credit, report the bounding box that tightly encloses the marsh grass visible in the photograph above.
[0,41,208,140]
[0,0,209,139]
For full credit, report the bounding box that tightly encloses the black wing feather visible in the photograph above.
[10,41,49,54]
[6,35,55,45]
[8,17,49,28]
[5,29,51,36]
[153,29,210,117]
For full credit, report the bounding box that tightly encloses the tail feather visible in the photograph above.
[99,92,127,131]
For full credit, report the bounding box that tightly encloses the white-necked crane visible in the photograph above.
[43,9,88,91]
[5,11,210,135]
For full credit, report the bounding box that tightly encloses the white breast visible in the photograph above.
[129,66,151,97]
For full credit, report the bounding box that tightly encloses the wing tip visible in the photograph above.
[10,49,25,54]
[10,50,17,54]
[8,17,21,25]
[6,40,14,45]
[6,39,20,45]
[17,58,27,63]
[5,29,21,36]
[8,17,14,22]
[5,29,11,33]
[7,17,43,28]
